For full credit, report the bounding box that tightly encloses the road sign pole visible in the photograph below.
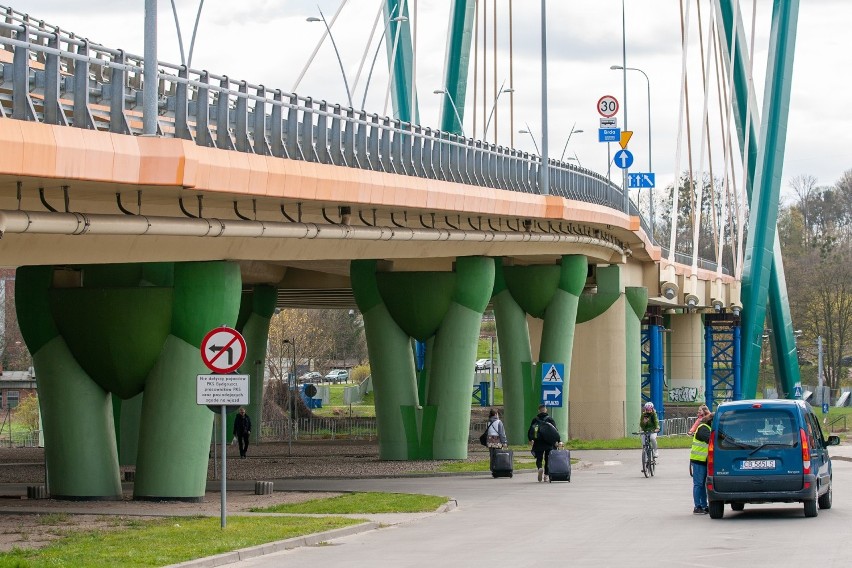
[221,404,227,529]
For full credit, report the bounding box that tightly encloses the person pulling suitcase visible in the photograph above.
[485,409,512,478]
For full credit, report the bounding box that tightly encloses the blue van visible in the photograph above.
[705,399,840,519]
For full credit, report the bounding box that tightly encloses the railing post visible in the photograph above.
[43,32,67,125]
[301,96,319,162]
[108,50,131,134]
[71,39,96,129]
[285,93,301,159]
[353,110,369,169]
[269,90,285,158]
[195,71,214,147]
[253,86,271,156]
[315,101,330,164]
[215,76,235,150]
[174,66,193,141]
[234,80,250,153]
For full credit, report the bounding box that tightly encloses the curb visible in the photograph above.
[164,499,457,567]
[165,521,379,568]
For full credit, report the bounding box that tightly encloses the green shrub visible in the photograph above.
[350,364,371,383]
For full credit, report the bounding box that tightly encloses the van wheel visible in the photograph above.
[708,501,724,519]
[818,485,832,510]
[804,499,818,518]
[730,502,744,511]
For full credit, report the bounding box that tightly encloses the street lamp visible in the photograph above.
[559,123,584,162]
[282,338,296,456]
[360,14,408,110]
[483,83,515,142]
[539,0,550,195]
[307,10,353,108]
[433,89,464,136]
[518,125,540,155]
[611,64,653,241]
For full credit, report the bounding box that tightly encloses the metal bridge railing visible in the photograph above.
[0,6,729,274]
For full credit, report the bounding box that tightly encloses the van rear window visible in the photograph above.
[716,409,798,450]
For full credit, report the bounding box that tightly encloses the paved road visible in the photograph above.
[227,447,852,568]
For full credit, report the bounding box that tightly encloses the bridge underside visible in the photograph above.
[1,121,738,499]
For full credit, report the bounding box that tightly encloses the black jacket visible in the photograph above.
[234,412,252,436]
[528,412,559,451]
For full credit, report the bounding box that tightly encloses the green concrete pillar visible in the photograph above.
[135,262,241,500]
[118,393,144,467]
[17,261,242,500]
[492,264,532,445]
[352,260,421,459]
[538,256,588,441]
[429,257,493,458]
[235,285,277,444]
[625,287,649,434]
[495,256,587,442]
[352,257,493,459]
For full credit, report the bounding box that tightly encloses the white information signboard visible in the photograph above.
[196,374,250,406]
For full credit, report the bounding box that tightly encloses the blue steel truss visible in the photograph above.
[641,308,665,425]
[704,312,742,410]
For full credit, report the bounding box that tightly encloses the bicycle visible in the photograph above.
[633,431,656,477]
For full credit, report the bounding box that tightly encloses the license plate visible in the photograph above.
[741,459,776,470]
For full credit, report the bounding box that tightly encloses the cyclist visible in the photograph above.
[639,402,660,459]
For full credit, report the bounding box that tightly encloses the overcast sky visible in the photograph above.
[18,0,852,200]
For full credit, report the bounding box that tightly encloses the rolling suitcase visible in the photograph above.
[490,448,514,478]
[548,448,571,482]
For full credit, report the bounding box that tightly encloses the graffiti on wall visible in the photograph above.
[669,386,699,402]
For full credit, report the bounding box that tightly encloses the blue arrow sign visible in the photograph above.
[628,172,656,188]
[598,128,621,143]
[613,149,634,169]
[541,381,563,407]
[541,363,565,407]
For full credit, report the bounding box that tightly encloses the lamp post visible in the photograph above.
[307,9,353,108]
[483,84,515,142]
[611,63,653,241]
[559,123,584,163]
[518,126,541,155]
[433,89,464,136]
[539,0,550,195]
[282,338,296,456]
[361,15,408,109]
[143,0,158,136]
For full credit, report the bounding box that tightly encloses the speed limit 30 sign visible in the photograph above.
[597,95,619,118]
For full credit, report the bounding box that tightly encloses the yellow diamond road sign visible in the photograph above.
[619,131,633,149]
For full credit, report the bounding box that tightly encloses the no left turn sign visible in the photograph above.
[597,95,619,118]
[201,327,247,374]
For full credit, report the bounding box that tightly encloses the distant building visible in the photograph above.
[1,367,36,409]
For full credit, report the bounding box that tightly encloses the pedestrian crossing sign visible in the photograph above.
[541,363,564,383]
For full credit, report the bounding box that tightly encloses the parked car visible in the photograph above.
[705,399,840,519]
[324,369,349,383]
[841,355,852,366]
[475,359,492,371]
[299,371,322,383]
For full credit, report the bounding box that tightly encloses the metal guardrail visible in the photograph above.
[0,5,730,274]
[261,418,377,441]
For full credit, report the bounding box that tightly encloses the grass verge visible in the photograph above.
[251,492,447,514]
[0,516,362,568]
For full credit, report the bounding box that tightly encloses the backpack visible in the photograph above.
[533,417,560,446]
